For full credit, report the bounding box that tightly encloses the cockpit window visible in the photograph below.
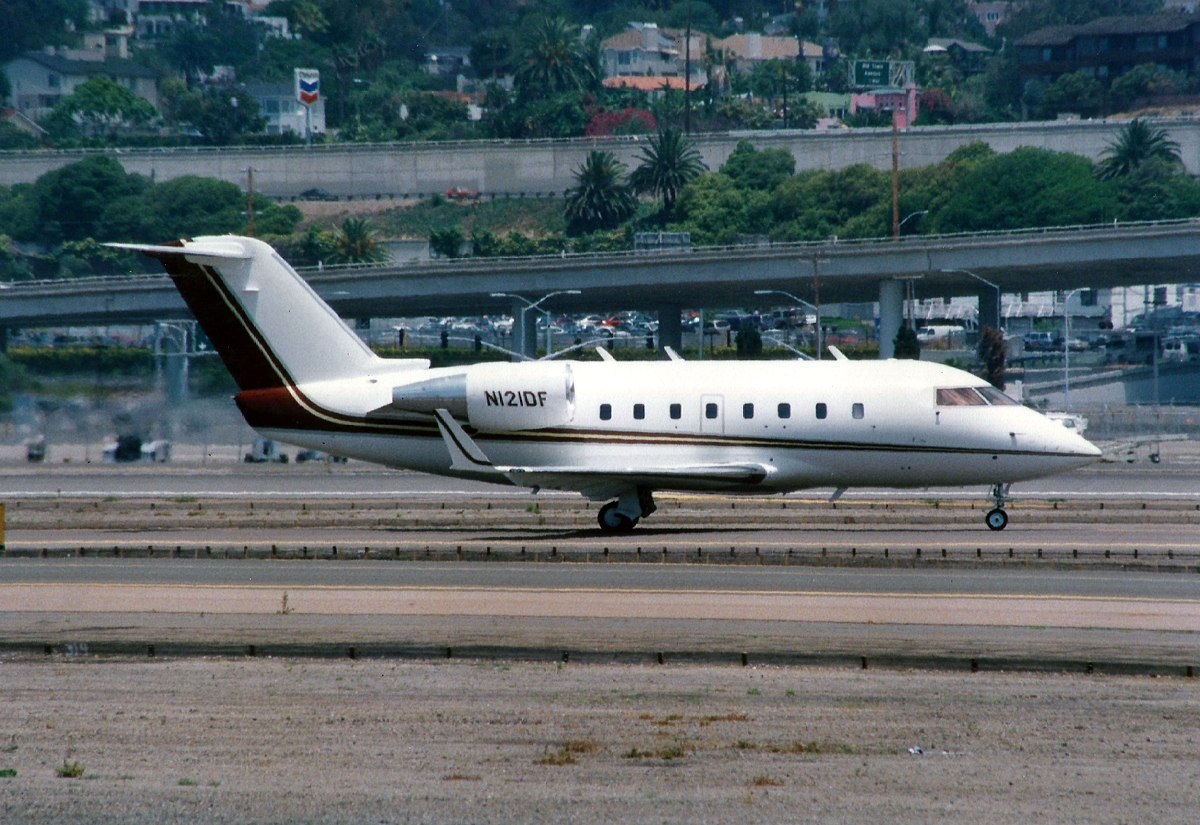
[936,387,988,406]
[977,386,1020,406]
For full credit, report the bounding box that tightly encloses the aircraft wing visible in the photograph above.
[432,409,772,498]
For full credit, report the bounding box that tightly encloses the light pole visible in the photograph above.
[897,209,928,234]
[1061,287,1082,408]
[755,290,822,360]
[490,290,581,358]
[940,268,1001,331]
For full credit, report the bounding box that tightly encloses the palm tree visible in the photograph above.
[628,128,708,221]
[513,16,593,98]
[334,217,389,264]
[1097,119,1181,180]
[564,151,637,235]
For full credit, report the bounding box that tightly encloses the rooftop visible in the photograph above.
[1016,12,1200,46]
[14,51,157,79]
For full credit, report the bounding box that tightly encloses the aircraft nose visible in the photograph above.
[1046,420,1102,460]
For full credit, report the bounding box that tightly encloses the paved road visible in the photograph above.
[2,462,1199,499]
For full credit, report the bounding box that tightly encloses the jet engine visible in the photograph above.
[389,363,575,431]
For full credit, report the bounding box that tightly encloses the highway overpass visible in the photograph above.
[3,118,1200,198]
[3,219,1200,359]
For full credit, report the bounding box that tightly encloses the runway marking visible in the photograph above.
[1,584,1197,632]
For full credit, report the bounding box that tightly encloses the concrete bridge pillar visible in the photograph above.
[878,280,905,359]
[156,322,190,406]
[657,302,681,355]
[977,287,1001,332]
[512,299,538,361]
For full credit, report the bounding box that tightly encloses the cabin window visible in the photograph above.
[633,403,645,420]
[815,402,827,419]
[742,403,754,419]
[705,402,719,419]
[977,386,1020,406]
[670,403,681,419]
[600,403,612,420]
[852,402,865,419]
[937,387,988,406]
[778,403,791,419]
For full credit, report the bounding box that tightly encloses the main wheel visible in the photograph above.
[598,501,637,533]
[985,508,1008,531]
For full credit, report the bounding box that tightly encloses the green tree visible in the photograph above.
[1040,70,1106,118]
[429,225,464,258]
[513,16,594,99]
[564,151,636,236]
[977,326,1006,389]
[1110,63,1188,112]
[830,0,923,54]
[719,140,796,191]
[334,216,388,263]
[171,86,266,145]
[164,0,261,87]
[893,325,921,359]
[19,156,148,245]
[671,173,773,245]
[0,0,89,63]
[629,128,708,222]
[932,147,1119,232]
[45,77,158,138]
[1096,119,1182,181]
[470,29,516,80]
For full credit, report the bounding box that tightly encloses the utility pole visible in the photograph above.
[684,2,692,134]
[781,61,788,129]
[246,167,254,237]
[891,111,900,239]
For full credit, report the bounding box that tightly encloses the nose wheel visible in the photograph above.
[985,483,1011,531]
[598,501,638,533]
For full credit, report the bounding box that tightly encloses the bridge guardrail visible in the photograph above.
[4,217,1200,292]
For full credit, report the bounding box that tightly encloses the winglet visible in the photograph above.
[433,409,498,473]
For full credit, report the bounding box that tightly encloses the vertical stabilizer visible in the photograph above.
[115,236,378,391]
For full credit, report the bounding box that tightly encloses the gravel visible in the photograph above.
[1,656,1198,824]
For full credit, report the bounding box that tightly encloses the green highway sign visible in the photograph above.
[851,60,889,88]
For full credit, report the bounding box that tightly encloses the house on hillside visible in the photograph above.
[3,32,158,122]
[923,38,993,74]
[712,33,802,74]
[1016,12,1200,85]
[244,82,325,135]
[600,23,707,87]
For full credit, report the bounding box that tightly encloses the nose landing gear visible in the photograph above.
[597,487,656,533]
[985,483,1011,531]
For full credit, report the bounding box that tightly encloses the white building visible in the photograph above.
[244,82,324,135]
[600,23,707,87]
[4,37,158,122]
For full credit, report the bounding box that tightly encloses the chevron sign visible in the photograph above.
[294,68,320,106]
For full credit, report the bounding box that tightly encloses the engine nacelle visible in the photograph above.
[467,362,575,432]
[388,363,575,431]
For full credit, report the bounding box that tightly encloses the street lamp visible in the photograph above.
[1065,288,1084,407]
[490,290,581,358]
[941,268,1001,331]
[897,209,928,233]
[754,289,822,360]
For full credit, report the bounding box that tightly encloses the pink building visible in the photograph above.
[849,87,919,127]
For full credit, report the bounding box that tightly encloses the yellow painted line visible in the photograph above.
[0,584,1197,632]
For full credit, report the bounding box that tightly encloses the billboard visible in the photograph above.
[851,60,888,87]
[295,68,320,106]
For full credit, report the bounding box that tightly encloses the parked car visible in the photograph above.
[299,188,337,201]
[1022,332,1058,352]
[444,187,480,200]
[244,438,288,463]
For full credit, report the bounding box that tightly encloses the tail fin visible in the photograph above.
[113,236,378,391]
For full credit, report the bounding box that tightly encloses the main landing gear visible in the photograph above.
[985,483,1011,531]
[597,488,657,533]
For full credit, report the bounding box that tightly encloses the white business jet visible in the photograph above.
[112,236,1101,532]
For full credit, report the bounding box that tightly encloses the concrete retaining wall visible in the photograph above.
[2,119,1199,198]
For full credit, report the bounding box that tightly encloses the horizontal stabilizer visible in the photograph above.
[106,240,254,267]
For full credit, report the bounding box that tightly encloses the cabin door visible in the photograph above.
[700,394,724,435]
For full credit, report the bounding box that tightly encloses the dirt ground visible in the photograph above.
[0,656,1196,824]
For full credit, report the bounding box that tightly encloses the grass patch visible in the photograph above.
[443,772,481,781]
[734,739,758,750]
[623,742,687,760]
[771,740,858,755]
[0,769,16,778]
[56,759,84,778]
[746,688,761,696]
[537,738,598,766]
[172,496,197,504]
[752,774,783,787]
[698,713,750,727]
[177,778,197,786]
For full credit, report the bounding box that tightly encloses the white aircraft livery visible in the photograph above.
[113,236,1101,533]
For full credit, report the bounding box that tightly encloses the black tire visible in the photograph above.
[985,508,1008,531]
[597,501,637,533]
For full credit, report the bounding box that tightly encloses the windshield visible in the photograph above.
[937,386,1021,407]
